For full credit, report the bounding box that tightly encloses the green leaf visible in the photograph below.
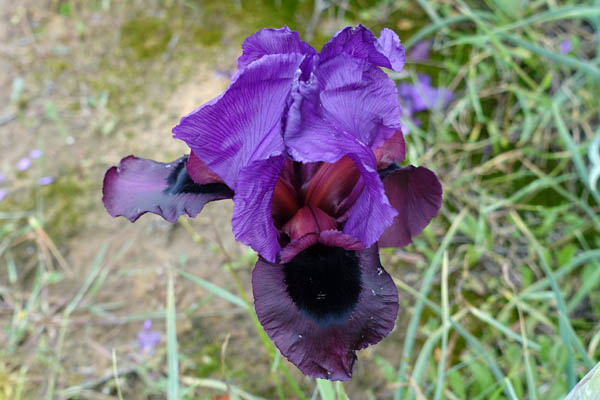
[316,379,335,400]
[566,362,600,400]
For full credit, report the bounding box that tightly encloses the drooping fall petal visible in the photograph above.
[379,165,442,247]
[253,244,398,381]
[102,155,232,223]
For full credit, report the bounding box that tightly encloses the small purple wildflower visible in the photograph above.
[399,74,453,113]
[137,319,161,355]
[39,176,54,186]
[559,39,573,55]
[103,26,442,381]
[17,157,31,171]
[398,74,453,134]
[0,189,7,202]
[29,149,42,159]
[408,40,431,62]
[0,173,5,183]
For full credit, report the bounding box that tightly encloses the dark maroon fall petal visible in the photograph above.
[252,244,398,381]
[318,230,365,251]
[279,233,319,263]
[379,165,442,248]
[102,155,232,223]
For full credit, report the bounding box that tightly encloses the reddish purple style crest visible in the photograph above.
[102,25,442,381]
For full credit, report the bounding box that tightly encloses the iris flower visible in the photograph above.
[103,26,442,381]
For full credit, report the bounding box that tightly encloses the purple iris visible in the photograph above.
[102,26,442,381]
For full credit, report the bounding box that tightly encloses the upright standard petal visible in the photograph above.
[238,26,316,70]
[232,156,285,263]
[103,156,233,223]
[285,55,399,248]
[173,53,305,189]
[379,165,442,247]
[252,244,398,381]
[320,25,405,72]
[287,54,401,155]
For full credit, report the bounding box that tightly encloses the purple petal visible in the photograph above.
[284,56,399,248]
[232,156,285,262]
[252,244,398,380]
[102,155,233,223]
[17,157,31,171]
[320,25,405,72]
[285,122,397,248]
[238,26,316,70]
[287,54,401,154]
[29,149,42,159]
[408,40,431,62]
[38,176,54,186]
[379,165,442,248]
[340,154,397,249]
[173,54,305,190]
[559,39,573,55]
[0,189,7,202]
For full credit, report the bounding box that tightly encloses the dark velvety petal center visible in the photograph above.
[283,244,361,326]
[165,158,228,195]
[252,244,399,381]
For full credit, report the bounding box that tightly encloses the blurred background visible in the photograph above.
[1,0,599,399]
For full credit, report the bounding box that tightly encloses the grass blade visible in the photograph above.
[167,268,179,400]
[552,103,600,205]
[395,209,467,400]
[176,268,248,309]
[316,379,335,400]
[393,277,518,399]
[433,252,450,400]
